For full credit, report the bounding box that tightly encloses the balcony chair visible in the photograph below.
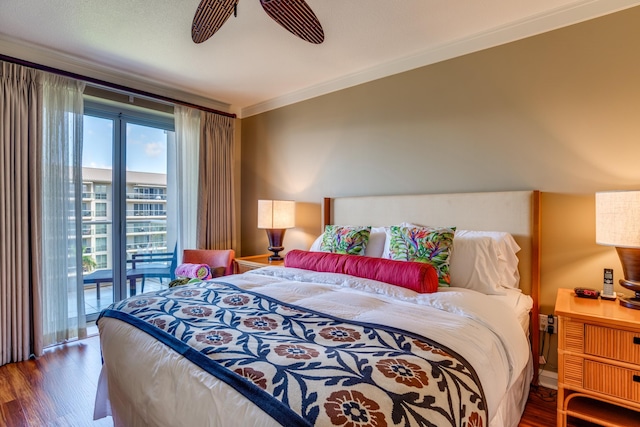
[129,245,177,293]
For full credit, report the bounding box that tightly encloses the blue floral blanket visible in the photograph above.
[99,280,487,427]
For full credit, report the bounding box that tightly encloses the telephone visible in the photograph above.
[601,268,617,300]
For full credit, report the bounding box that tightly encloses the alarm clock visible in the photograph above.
[574,287,600,299]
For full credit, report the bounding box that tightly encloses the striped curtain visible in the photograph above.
[196,112,235,250]
[0,61,44,365]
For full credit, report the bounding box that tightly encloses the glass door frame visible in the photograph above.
[84,99,174,321]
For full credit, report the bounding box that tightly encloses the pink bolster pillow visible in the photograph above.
[284,250,438,294]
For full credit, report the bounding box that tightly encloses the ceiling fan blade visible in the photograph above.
[260,0,324,44]
[192,0,237,44]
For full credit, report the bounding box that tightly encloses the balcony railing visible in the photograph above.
[127,210,166,217]
[126,242,167,252]
[126,224,167,234]
[126,193,167,201]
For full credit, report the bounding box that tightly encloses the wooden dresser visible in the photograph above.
[233,254,284,274]
[555,288,640,426]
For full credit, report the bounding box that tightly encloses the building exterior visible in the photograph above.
[81,167,168,271]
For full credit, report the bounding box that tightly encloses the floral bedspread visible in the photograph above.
[99,280,487,427]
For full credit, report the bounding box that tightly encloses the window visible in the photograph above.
[96,254,107,269]
[133,203,165,216]
[82,183,93,199]
[82,238,92,253]
[95,184,108,200]
[95,203,107,217]
[82,202,91,217]
[95,237,107,252]
[95,224,107,235]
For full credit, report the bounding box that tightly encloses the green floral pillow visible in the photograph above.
[387,225,456,286]
[320,225,371,255]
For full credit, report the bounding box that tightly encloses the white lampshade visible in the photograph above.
[257,200,295,229]
[596,191,640,248]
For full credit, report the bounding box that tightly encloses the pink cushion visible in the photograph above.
[284,250,438,293]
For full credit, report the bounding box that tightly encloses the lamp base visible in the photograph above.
[267,253,284,262]
[265,228,286,262]
[619,289,640,310]
[619,297,640,310]
[616,247,640,310]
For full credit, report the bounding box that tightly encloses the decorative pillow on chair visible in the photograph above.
[320,225,371,255]
[175,263,212,280]
[386,225,455,286]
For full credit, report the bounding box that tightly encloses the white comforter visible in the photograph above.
[95,267,531,427]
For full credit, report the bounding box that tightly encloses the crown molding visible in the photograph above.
[239,0,640,118]
[0,36,232,114]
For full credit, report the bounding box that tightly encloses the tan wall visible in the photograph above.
[240,7,640,371]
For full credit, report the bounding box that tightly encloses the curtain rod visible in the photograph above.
[0,53,236,119]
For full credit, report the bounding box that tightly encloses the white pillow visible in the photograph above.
[449,235,505,295]
[309,226,387,258]
[455,230,521,289]
[365,226,387,258]
[309,234,323,251]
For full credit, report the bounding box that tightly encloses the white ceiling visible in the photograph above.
[1,0,639,117]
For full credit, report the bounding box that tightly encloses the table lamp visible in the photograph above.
[596,191,640,309]
[258,200,295,261]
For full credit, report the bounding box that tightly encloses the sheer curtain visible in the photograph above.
[40,74,86,347]
[174,106,201,256]
[0,61,43,365]
[197,112,235,250]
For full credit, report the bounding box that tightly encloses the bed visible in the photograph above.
[94,190,541,427]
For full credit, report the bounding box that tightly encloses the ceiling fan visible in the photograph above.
[192,0,324,44]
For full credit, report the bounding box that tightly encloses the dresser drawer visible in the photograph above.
[584,324,640,365]
[562,355,584,387]
[563,320,585,353]
[583,360,640,402]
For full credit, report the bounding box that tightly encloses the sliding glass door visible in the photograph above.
[81,102,175,320]
[81,114,115,318]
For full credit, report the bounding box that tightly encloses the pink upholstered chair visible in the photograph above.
[182,249,236,277]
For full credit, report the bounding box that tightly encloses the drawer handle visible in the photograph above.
[635,337,640,345]
[635,375,640,383]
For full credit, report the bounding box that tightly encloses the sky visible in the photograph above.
[82,115,168,174]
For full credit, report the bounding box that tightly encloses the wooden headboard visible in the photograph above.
[323,190,541,384]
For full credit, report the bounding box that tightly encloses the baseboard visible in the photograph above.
[538,370,558,390]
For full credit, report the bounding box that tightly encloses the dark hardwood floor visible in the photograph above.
[0,335,591,426]
[0,335,112,427]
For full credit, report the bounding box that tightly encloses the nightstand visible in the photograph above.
[555,288,640,426]
[233,254,284,274]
